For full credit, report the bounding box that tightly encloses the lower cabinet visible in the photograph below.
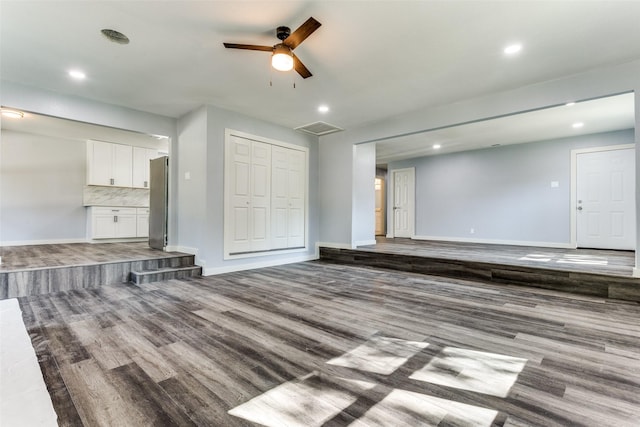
[88,207,149,240]
[136,208,149,238]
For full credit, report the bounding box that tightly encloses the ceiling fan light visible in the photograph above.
[272,44,294,71]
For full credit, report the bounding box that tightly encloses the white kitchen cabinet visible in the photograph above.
[88,207,138,239]
[132,147,160,189]
[86,140,133,187]
[136,208,149,238]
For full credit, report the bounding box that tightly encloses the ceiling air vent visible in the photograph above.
[294,121,343,136]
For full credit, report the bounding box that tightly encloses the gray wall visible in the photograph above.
[388,129,634,245]
[352,143,376,246]
[175,104,319,273]
[1,130,86,244]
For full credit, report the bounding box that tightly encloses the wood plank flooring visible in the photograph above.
[362,238,636,277]
[18,261,640,426]
[0,242,176,271]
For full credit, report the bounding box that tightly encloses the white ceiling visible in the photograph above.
[1,1,639,157]
[376,92,635,163]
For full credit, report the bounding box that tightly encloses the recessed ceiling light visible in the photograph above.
[318,105,329,113]
[565,102,576,107]
[1,108,24,119]
[504,44,522,55]
[572,122,584,128]
[68,70,86,80]
[433,144,441,149]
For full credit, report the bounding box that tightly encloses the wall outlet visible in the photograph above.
[184,171,191,180]
[470,228,475,234]
[551,181,559,188]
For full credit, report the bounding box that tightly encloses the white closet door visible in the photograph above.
[271,146,290,249]
[287,149,306,248]
[250,141,272,251]
[225,130,307,257]
[228,136,252,254]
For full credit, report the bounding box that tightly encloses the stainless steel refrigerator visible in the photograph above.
[149,156,169,250]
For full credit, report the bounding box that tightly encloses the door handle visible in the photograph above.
[577,206,583,211]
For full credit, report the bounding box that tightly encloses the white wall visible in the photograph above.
[318,138,353,248]
[388,129,634,247]
[0,130,86,244]
[352,143,376,246]
[175,104,320,274]
[174,106,208,258]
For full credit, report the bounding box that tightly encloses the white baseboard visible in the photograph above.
[316,241,354,250]
[411,235,574,249]
[166,246,198,255]
[202,253,318,276]
[633,267,640,278]
[0,238,88,247]
[354,239,377,247]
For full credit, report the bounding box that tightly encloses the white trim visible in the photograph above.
[0,238,88,247]
[316,241,354,250]
[202,253,317,276]
[570,143,635,248]
[222,247,308,261]
[354,239,377,247]
[412,235,573,249]
[167,245,199,255]
[633,267,640,278]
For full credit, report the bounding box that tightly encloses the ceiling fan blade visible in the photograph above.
[223,43,273,52]
[283,17,321,49]
[293,53,312,79]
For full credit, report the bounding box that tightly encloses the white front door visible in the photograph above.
[392,168,415,238]
[576,148,635,250]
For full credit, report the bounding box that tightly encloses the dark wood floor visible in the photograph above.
[363,238,636,277]
[19,261,640,426]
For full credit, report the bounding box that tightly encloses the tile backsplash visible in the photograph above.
[83,186,149,207]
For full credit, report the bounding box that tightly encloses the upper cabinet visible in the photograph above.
[132,147,160,189]
[87,140,160,188]
[87,140,133,187]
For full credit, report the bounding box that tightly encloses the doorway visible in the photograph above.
[390,168,415,238]
[575,146,635,250]
[375,177,385,236]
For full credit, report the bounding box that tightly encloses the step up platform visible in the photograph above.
[0,242,200,299]
[320,244,640,303]
[130,265,202,285]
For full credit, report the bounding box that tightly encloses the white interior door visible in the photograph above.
[392,168,414,238]
[576,148,635,250]
[375,178,385,235]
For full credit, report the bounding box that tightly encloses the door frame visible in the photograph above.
[570,143,635,248]
[387,167,415,238]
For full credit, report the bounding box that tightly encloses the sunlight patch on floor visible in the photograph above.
[228,373,376,427]
[326,336,428,375]
[410,347,527,398]
[350,389,498,427]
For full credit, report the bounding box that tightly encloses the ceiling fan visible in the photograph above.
[223,17,321,78]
